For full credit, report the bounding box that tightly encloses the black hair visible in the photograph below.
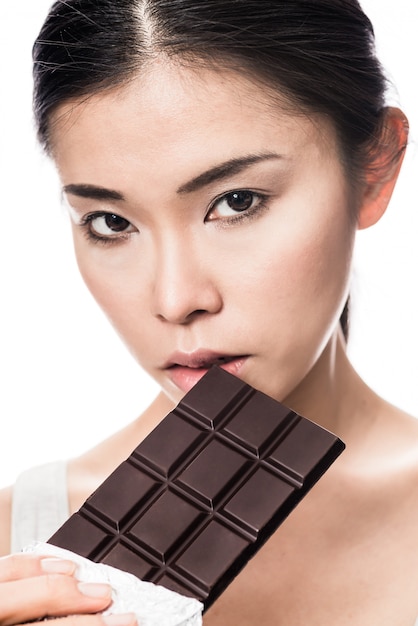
[33,0,389,164]
[32,0,401,339]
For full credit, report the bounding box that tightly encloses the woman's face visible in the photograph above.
[51,62,357,408]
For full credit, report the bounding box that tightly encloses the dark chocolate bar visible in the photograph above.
[49,366,344,610]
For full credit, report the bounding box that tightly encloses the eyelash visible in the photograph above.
[78,189,270,245]
[79,213,133,246]
[208,190,269,226]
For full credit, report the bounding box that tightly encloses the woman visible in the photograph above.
[0,0,417,624]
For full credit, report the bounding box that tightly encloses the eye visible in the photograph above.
[207,190,266,221]
[84,212,137,239]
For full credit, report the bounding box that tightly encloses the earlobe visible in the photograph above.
[357,107,409,230]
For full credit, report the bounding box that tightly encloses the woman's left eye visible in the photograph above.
[207,190,266,221]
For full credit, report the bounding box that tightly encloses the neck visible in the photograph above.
[283,327,375,442]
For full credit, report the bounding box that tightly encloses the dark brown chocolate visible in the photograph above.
[49,366,344,610]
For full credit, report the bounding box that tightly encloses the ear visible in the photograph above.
[357,107,409,230]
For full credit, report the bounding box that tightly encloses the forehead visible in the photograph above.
[50,61,339,184]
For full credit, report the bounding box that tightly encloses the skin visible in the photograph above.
[0,60,417,625]
[56,62,355,413]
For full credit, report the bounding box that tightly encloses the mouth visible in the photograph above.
[164,352,248,393]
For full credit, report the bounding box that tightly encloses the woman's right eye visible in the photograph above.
[82,212,137,242]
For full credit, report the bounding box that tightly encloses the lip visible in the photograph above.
[164,351,248,393]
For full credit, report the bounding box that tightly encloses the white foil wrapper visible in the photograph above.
[24,542,203,626]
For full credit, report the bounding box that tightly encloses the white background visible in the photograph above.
[0,0,417,488]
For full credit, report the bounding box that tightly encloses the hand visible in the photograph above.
[0,553,136,626]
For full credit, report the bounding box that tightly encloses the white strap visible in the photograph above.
[11,461,69,553]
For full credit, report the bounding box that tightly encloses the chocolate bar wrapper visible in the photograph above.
[23,542,203,626]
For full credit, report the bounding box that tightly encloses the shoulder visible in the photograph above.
[346,394,418,469]
[339,394,418,509]
[381,403,418,466]
[0,485,13,555]
[348,399,418,520]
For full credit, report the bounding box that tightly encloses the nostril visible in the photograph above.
[180,309,212,324]
[156,308,210,325]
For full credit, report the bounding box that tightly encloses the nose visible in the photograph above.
[150,236,223,324]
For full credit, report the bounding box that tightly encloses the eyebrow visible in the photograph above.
[63,184,125,201]
[62,153,282,202]
[177,153,282,194]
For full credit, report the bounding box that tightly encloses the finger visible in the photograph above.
[0,554,74,583]
[37,614,137,626]
[0,575,112,625]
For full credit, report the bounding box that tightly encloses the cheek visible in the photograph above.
[235,200,355,329]
[72,234,147,335]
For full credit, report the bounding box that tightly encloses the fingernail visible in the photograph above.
[41,558,76,575]
[78,582,112,599]
[102,614,137,626]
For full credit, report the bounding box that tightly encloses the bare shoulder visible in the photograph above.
[348,392,418,464]
[392,406,418,481]
[0,485,12,556]
[338,389,418,507]
[348,397,418,518]
[381,401,418,457]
